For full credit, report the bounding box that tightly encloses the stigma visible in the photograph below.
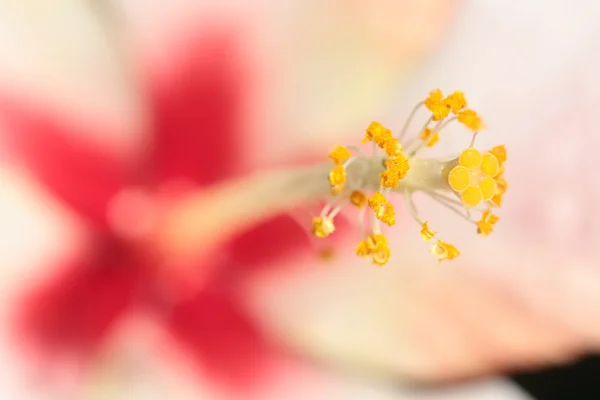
[310,89,507,266]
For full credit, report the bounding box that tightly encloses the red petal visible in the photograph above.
[14,241,142,361]
[0,99,135,231]
[167,284,273,390]
[149,29,248,186]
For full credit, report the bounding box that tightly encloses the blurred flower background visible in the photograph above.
[1,1,599,399]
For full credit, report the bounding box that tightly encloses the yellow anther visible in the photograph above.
[350,190,367,208]
[448,165,471,192]
[426,132,440,147]
[328,164,346,187]
[424,89,451,121]
[420,127,433,140]
[382,138,402,157]
[381,155,410,188]
[380,169,401,189]
[312,217,335,238]
[430,240,460,262]
[368,192,396,226]
[479,177,497,201]
[459,148,483,168]
[477,209,499,236]
[481,152,500,177]
[420,222,436,241]
[356,234,391,267]
[444,91,467,114]
[491,193,503,207]
[368,192,386,208]
[380,207,396,226]
[363,121,393,146]
[328,146,352,165]
[356,240,370,257]
[367,233,388,249]
[372,247,391,267]
[489,145,507,166]
[385,156,410,178]
[496,177,507,195]
[462,186,483,207]
[458,109,485,131]
[491,177,507,206]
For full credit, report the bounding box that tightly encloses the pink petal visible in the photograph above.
[166,283,273,391]
[149,29,250,186]
[14,241,142,361]
[0,99,136,231]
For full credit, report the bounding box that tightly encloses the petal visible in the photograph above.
[246,251,586,386]
[149,29,249,186]
[166,284,273,391]
[14,241,142,361]
[0,99,136,231]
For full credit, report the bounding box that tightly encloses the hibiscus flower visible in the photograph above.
[0,1,461,399]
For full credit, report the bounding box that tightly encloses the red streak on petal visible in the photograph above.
[167,285,272,390]
[150,29,248,186]
[227,213,313,271]
[0,99,135,231]
[15,245,142,361]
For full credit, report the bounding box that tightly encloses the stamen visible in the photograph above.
[425,190,473,221]
[409,115,457,157]
[310,89,505,265]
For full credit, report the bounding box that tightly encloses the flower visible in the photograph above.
[309,90,508,264]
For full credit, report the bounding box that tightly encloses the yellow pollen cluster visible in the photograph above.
[457,109,485,131]
[448,148,501,207]
[420,222,436,241]
[430,239,461,262]
[381,156,410,189]
[424,89,451,121]
[312,216,335,238]
[368,192,396,226]
[362,122,410,189]
[356,234,391,267]
[328,145,352,165]
[424,89,468,122]
[363,121,391,146]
